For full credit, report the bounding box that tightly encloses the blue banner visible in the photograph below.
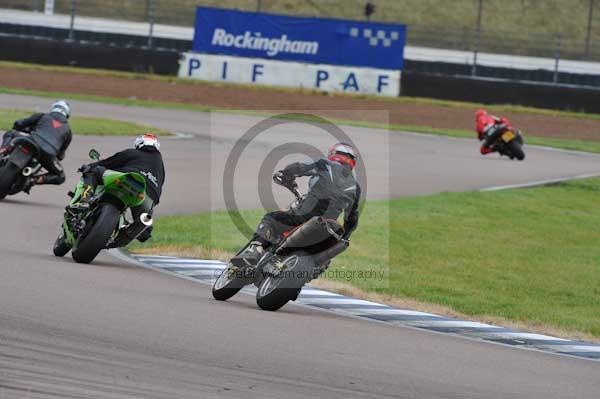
[192,7,406,70]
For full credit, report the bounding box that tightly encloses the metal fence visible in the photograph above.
[1,0,599,72]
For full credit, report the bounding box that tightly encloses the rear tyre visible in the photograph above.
[256,252,311,311]
[0,164,19,200]
[212,264,249,301]
[72,203,120,264]
[256,276,299,311]
[8,175,26,196]
[506,141,525,161]
[53,233,72,257]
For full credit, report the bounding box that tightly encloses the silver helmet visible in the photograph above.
[50,100,71,119]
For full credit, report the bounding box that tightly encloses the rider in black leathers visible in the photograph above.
[231,142,361,268]
[0,100,72,193]
[75,133,166,245]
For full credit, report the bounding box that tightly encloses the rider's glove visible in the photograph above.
[274,170,297,189]
[275,169,294,181]
[78,163,93,174]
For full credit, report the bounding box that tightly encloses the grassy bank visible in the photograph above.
[131,178,600,339]
[0,109,171,136]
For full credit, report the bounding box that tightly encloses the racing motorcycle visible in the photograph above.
[0,133,45,200]
[53,149,153,264]
[492,128,525,161]
[212,174,349,311]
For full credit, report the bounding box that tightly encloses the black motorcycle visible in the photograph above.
[212,175,349,311]
[0,134,45,200]
[492,128,526,161]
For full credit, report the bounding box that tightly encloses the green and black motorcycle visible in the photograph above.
[53,149,152,264]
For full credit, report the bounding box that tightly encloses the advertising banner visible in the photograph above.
[179,52,400,96]
[192,7,406,70]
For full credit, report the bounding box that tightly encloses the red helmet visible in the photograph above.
[328,142,356,169]
[475,109,488,120]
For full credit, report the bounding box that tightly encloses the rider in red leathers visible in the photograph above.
[475,109,514,155]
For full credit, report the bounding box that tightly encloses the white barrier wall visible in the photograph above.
[179,52,400,97]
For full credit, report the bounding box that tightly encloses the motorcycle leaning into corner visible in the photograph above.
[0,132,46,200]
[53,149,153,264]
[212,173,350,311]
[490,128,526,161]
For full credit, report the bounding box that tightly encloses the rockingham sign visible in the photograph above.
[179,7,406,97]
[210,29,319,57]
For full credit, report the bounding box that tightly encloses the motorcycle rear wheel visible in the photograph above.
[506,140,525,161]
[256,252,310,311]
[72,203,120,264]
[0,164,19,200]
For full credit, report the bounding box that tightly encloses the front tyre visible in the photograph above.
[506,140,525,161]
[53,233,72,257]
[72,203,120,264]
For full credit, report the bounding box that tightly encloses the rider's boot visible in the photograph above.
[22,177,38,195]
[480,145,493,155]
[231,241,265,269]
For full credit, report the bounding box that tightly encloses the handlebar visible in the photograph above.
[273,173,301,200]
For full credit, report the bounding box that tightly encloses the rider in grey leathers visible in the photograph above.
[231,142,361,268]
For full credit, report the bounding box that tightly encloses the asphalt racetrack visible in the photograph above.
[1,94,599,398]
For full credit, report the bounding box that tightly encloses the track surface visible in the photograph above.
[1,95,599,398]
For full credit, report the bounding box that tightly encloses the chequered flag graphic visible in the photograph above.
[349,27,400,47]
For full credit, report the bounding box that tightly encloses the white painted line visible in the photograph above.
[480,172,600,192]
[409,320,502,329]
[545,345,600,353]
[340,308,441,317]
[485,332,570,341]
[177,269,221,277]
[297,298,388,307]
[139,258,226,265]
[152,263,225,270]
[298,290,344,297]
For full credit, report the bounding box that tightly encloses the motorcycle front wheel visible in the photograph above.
[53,232,72,257]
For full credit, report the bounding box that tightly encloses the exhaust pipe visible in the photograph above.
[113,213,153,247]
[126,213,153,239]
[22,166,34,176]
[22,163,42,177]
[313,241,349,265]
[277,217,342,252]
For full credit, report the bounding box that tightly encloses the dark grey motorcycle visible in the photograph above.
[212,176,349,311]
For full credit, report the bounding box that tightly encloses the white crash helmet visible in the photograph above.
[50,100,71,119]
[328,142,357,169]
[133,133,161,151]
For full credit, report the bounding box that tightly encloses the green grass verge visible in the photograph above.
[0,108,171,136]
[2,85,599,154]
[131,178,600,338]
